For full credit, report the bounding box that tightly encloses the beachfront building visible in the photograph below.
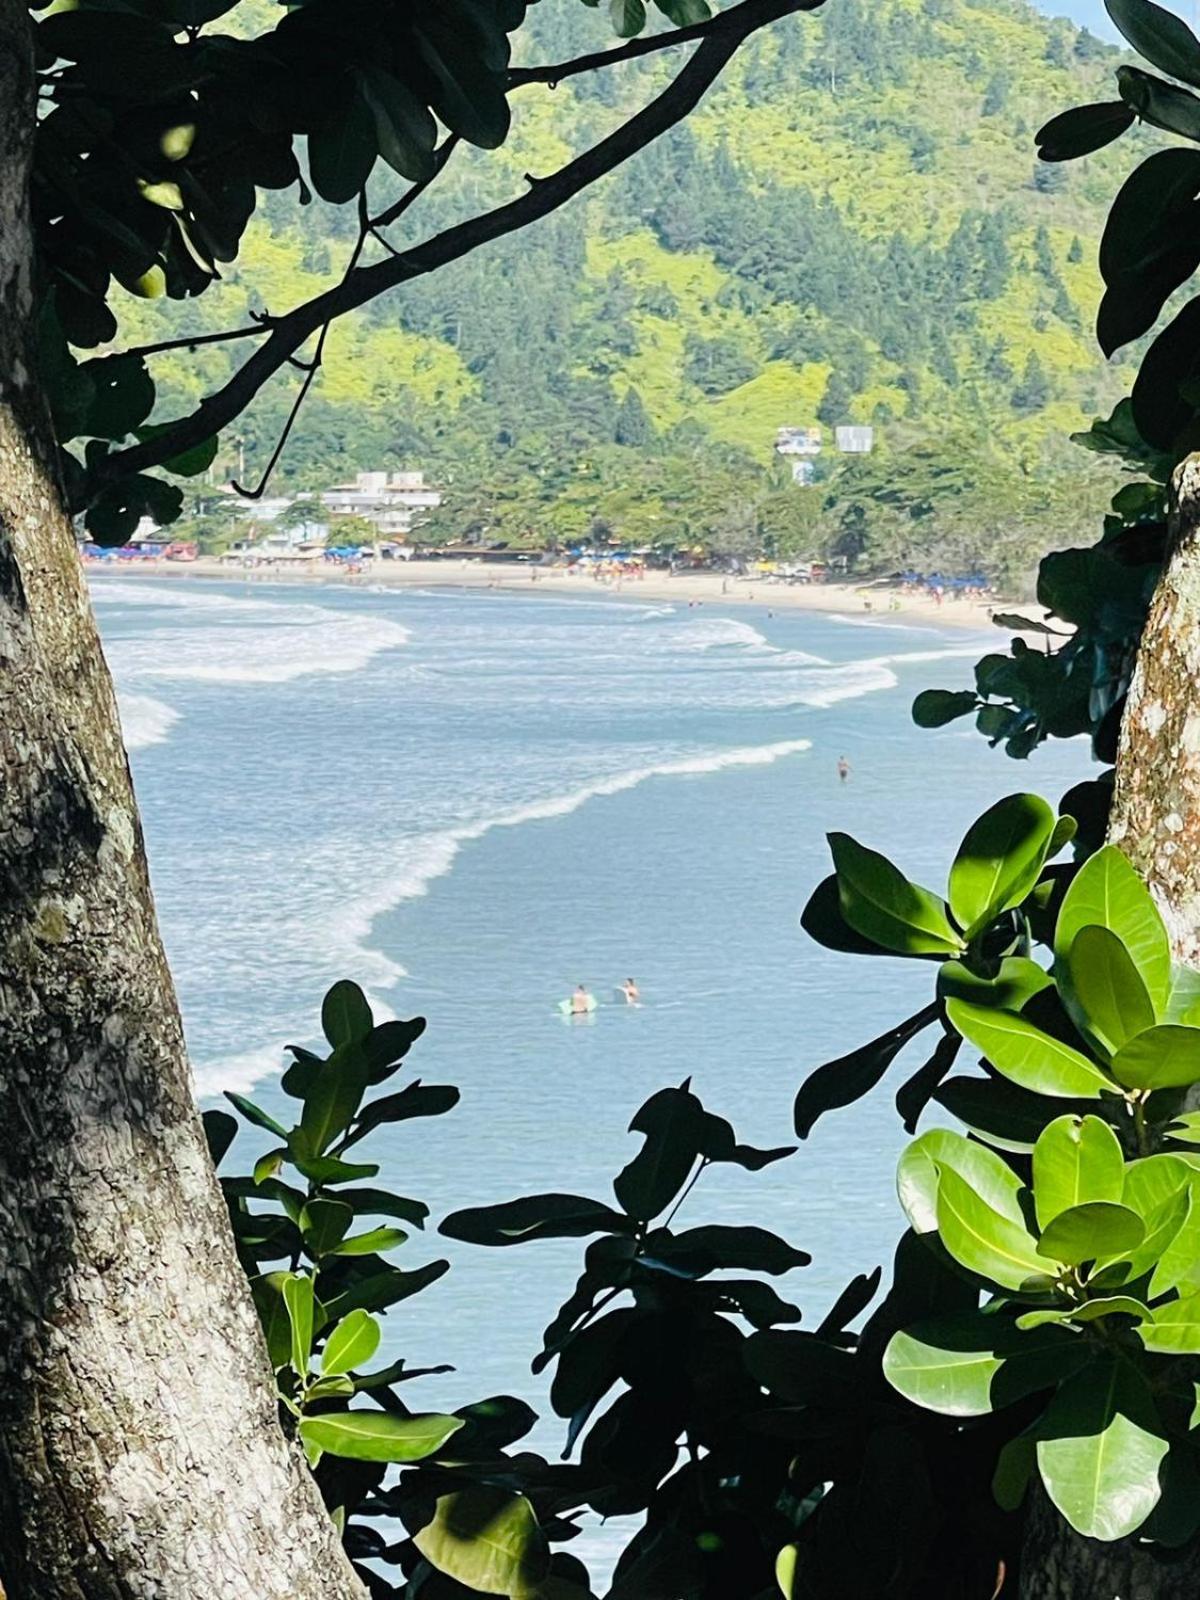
[320,472,441,538]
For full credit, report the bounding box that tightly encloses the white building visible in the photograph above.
[321,471,441,537]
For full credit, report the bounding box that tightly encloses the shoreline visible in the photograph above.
[88,556,1007,634]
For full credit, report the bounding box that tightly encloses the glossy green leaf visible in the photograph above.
[948,793,1057,936]
[1037,1202,1145,1266]
[897,1127,1027,1236]
[1106,0,1200,89]
[1055,846,1171,1009]
[300,1198,353,1256]
[1167,1111,1200,1145]
[413,1488,548,1595]
[1016,1295,1152,1329]
[936,1165,1046,1290]
[321,980,373,1049]
[912,687,978,728]
[829,832,963,957]
[1032,1115,1125,1229]
[937,956,1052,1013]
[283,1271,314,1376]
[321,1309,382,1376]
[297,1409,463,1462]
[946,1000,1111,1099]
[1140,1292,1200,1352]
[883,1314,1084,1416]
[328,1226,408,1257]
[1149,1190,1200,1296]
[613,1084,706,1220]
[1064,926,1156,1056]
[202,1108,237,1167]
[224,1092,288,1138]
[1037,1361,1167,1540]
[1111,1025,1200,1090]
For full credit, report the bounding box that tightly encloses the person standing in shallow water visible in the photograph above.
[837,755,851,784]
[621,977,640,1006]
[571,985,592,1015]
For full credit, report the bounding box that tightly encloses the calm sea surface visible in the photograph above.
[92,574,1085,1563]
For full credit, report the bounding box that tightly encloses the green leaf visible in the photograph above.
[934,1073,1067,1154]
[793,1007,936,1137]
[897,1127,1028,1237]
[133,421,219,478]
[321,980,373,1049]
[1063,925,1156,1057]
[299,1049,372,1157]
[328,1226,408,1257]
[652,1224,811,1276]
[345,1082,460,1147]
[202,1108,237,1168]
[413,1488,549,1596]
[441,1193,631,1246]
[1032,1115,1126,1229]
[1036,101,1136,161]
[1017,1295,1152,1329]
[828,833,962,957]
[321,1309,382,1376]
[300,1198,353,1256]
[1167,1111,1200,1145]
[937,956,1053,1013]
[1111,1025,1200,1090]
[283,1272,314,1376]
[333,1188,429,1228]
[800,873,891,957]
[946,1000,1111,1099]
[912,687,979,728]
[297,1409,462,1462]
[610,0,647,35]
[1037,1360,1167,1540]
[656,0,711,21]
[358,67,437,182]
[308,94,376,205]
[253,1148,285,1186]
[948,793,1057,937]
[884,1314,1085,1416]
[1037,1203,1145,1267]
[936,1164,1047,1291]
[250,1271,293,1370]
[224,1092,288,1138]
[79,353,155,441]
[613,1084,706,1220]
[1139,1292,1200,1352]
[1055,846,1171,1009]
[1149,1190,1200,1296]
[1106,0,1200,89]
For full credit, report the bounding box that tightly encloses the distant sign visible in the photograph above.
[790,459,815,486]
[775,425,822,457]
[835,425,874,454]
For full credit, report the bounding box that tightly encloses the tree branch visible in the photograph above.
[507,1,796,89]
[116,321,273,361]
[82,0,816,507]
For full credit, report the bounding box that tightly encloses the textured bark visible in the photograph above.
[0,7,363,1596]
[1109,454,1200,954]
[1019,457,1200,1597]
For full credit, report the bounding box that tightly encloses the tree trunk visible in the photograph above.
[0,8,363,1596]
[1019,455,1200,1597]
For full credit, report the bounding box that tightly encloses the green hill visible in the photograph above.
[131,0,1153,576]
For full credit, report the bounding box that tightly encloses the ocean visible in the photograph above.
[92,574,1085,1560]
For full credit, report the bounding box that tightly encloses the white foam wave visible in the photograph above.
[114,613,410,685]
[863,646,985,667]
[783,662,898,707]
[117,691,180,750]
[194,739,812,1096]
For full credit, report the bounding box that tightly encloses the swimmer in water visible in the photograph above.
[620,977,641,1006]
[571,984,592,1015]
[837,755,851,784]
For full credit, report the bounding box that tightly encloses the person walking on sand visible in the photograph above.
[620,977,641,1006]
[837,755,851,784]
[571,984,592,1015]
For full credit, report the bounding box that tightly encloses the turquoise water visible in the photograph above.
[92,575,1085,1537]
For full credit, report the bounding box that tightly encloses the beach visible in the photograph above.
[90,554,1017,632]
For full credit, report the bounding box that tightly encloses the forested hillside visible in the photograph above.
[135,0,1156,576]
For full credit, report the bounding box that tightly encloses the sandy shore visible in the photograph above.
[88,556,1008,633]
